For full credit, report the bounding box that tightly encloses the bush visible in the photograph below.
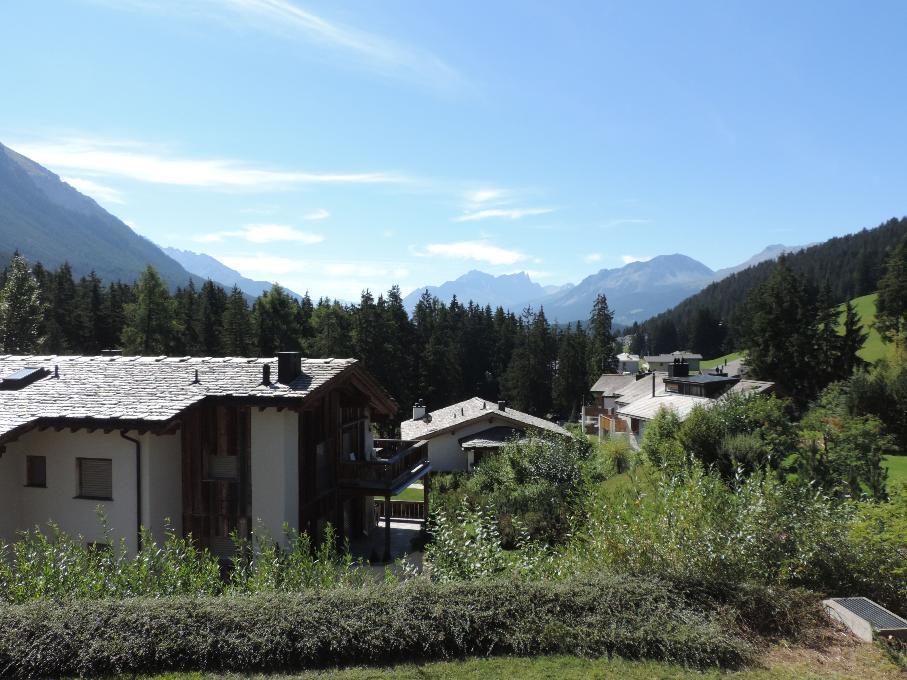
[0,575,752,678]
[561,467,907,614]
[0,519,371,604]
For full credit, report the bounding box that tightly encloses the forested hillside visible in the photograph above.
[0,142,209,289]
[632,217,907,356]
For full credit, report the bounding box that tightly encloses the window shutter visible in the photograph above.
[79,458,112,499]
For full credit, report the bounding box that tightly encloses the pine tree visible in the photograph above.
[740,257,818,402]
[552,321,589,419]
[198,280,227,354]
[587,293,616,376]
[221,286,253,355]
[121,266,177,354]
[840,300,868,376]
[252,284,301,355]
[0,254,44,353]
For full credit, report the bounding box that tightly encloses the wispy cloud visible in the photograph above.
[411,240,526,266]
[464,188,506,205]
[196,223,324,244]
[452,207,554,223]
[583,253,602,263]
[12,138,405,189]
[622,255,653,264]
[303,208,330,221]
[92,0,463,92]
[61,176,126,204]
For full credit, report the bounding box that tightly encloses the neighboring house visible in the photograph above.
[644,351,703,373]
[583,373,637,434]
[400,397,570,472]
[0,352,429,561]
[616,353,640,374]
[613,369,774,441]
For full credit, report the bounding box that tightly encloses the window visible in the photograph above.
[77,458,112,500]
[25,455,46,487]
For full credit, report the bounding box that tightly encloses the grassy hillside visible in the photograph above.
[838,292,898,364]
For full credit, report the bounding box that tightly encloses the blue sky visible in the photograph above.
[2,0,907,299]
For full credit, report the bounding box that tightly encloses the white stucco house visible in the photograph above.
[0,352,428,561]
[400,397,570,472]
[644,351,704,373]
[616,353,640,374]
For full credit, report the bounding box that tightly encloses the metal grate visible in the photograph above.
[831,598,907,630]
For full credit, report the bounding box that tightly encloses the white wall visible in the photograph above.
[425,415,519,472]
[250,408,299,546]
[0,429,139,553]
[141,432,182,544]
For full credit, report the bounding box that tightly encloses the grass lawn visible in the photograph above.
[701,351,744,370]
[884,454,907,490]
[392,484,425,502]
[145,639,902,679]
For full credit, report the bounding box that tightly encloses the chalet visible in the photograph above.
[582,373,636,434]
[644,351,703,373]
[616,353,640,374]
[400,397,570,472]
[0,352,429,562]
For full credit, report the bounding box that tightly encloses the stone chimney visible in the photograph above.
[498,400,506,411]
[277,351,301,384]
[412,399,426,420]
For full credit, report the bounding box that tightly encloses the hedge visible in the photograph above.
[0,575,752,678]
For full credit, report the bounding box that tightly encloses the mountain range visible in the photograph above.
[402,245,803,325]
[0,141,803,324]
[162,247,303,300]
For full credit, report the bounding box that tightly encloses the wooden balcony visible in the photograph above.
[338,439,430,496]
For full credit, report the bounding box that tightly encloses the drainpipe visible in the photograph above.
[120,431,142,553]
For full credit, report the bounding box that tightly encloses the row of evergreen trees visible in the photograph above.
[0,255,620,421]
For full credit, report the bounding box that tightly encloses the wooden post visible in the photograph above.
[422,473,430,523]
[383,494,392,563]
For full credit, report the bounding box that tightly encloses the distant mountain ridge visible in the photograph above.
[0,142,206,289]
[403,270,552,312]
[163,247,304,300]
[401,247,803,324]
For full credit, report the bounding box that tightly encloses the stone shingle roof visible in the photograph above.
[590,373,636,396]
[0,355,362,442]
[401,396,569,440]
[616,377,775,422]
[458,426,526,449]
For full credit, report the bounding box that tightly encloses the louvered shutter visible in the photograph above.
[79,458,112,499]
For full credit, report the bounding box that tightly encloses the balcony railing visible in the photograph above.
[338,439,430,495]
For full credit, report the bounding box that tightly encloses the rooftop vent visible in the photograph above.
[498,400,506,411]
[0,367,50,390]
[413,399,426,420]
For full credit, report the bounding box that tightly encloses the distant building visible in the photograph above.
[613,368,774,442]
[616,353,640,374]
[644,351,703,373]
[401,398,570,472]
[582,373,637,434]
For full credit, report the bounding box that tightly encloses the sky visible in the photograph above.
[2,0,907,300]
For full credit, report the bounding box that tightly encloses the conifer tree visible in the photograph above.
[840,300,868,376]
[221,286,253,355]
[876,234,907,351]
[587,293,617,376]
[0,254,44,353]
[121,266,177,354]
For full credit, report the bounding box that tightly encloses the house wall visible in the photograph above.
[141,431,182,544]
[0,429,181,555]
[250,408,299,546]
[425,415,519,472]
[617,360,639,374]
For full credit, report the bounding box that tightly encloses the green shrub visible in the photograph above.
[0,575,751,678]
[0,518,372,604]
